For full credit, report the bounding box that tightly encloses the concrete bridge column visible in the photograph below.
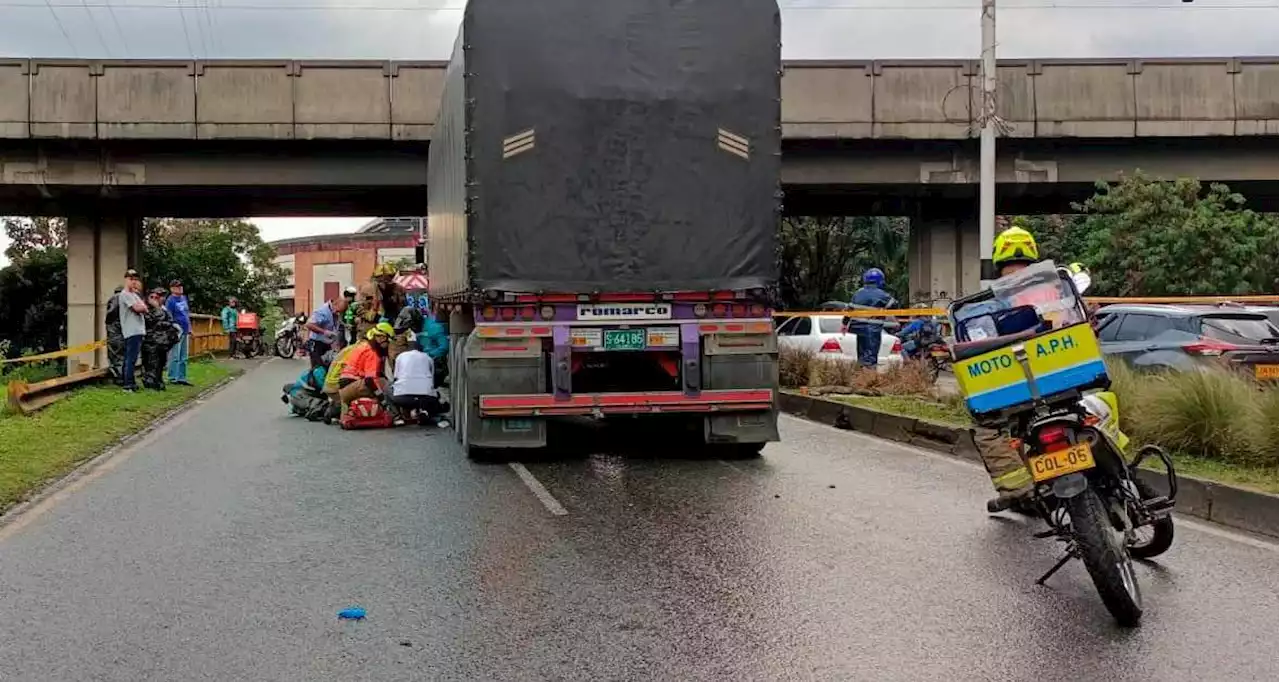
[65,216,142,374]
[908,210,981,306]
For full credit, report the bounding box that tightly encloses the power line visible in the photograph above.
[103,0,131,57]
[175,0,196,57]
[79,0,114,57]
[41,0,79,56]
[10,1,1277,9]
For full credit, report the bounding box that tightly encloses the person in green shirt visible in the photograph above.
[220,297,240,357]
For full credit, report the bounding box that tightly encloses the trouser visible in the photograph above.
[323,386,342,419]
[850,324,881,368]
[308,339,332,369]
[141,341,170,388]
[107,330,124,382]
[167,332,189,382]
[226,332,238,357]
[338,377,378,415]
[972,426,1034,495]
[121,335,143,389]
[388,389,447,422]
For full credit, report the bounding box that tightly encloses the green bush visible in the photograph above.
[1141,363,1259,465]
[1249,385,1280,465]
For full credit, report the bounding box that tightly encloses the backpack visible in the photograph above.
[340,397,394,430]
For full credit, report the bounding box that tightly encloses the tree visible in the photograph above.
[140,218,287,313]
[3,217,66,263]
[777,216,908,309]
[1070,174,1279,297]
[0,246,67,358]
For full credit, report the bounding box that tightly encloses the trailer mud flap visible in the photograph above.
[464,336,547,448]
[702,332,779,443]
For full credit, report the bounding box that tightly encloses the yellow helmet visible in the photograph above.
[992,226,1039,268]
[372,263,397,278]
[366,321,394,340]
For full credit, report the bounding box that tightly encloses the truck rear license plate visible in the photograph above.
[502,419,534,432]
[1255,364,1278,380]
[604,329,647,351]
[1028,443,1095,483]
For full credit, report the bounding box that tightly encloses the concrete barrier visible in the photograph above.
[780,390,1278,538]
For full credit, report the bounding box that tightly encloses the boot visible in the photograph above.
[986,487,1033,513]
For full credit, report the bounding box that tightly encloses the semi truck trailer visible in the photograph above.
[428,0,782,459]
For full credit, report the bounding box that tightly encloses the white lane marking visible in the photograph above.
[509,463,569,516]
[780,414,1278,551]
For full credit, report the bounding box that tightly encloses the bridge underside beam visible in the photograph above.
[0,137,1274,217]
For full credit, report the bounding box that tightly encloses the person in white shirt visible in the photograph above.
[388,339,450,426]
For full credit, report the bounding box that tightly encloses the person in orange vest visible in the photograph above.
[337,322,394,415]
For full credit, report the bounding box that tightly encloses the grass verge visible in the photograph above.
[0,360,237,513]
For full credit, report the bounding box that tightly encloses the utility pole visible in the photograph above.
[978,0,997,288]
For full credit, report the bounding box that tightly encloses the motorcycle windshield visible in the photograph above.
[954,261,1087,342]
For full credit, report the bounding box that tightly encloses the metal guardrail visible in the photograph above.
[5,369,110,414]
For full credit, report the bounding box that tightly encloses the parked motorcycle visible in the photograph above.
[948,262,1176,626]
[275,313,308,359]
[234,311,263,358]
[899,318,952,382]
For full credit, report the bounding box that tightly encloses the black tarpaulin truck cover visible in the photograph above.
[427,0,781,298]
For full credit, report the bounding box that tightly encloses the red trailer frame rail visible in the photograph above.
[478,389,774,418]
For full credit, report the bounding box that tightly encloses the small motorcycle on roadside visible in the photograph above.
[947,262,1176,627]
[234,310,264,358]
[275,313,308,359]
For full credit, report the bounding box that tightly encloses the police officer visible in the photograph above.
[105,285,125,383]
[142,287,181,390]
[846,268,897,368]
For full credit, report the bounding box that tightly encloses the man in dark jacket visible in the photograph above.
[142,287,181,390]
[105,285,125,383]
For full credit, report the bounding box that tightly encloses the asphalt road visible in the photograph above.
[0,360,1275,681]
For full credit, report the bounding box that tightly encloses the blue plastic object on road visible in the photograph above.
[338,607,366,620]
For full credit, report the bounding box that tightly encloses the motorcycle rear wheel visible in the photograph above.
[1067,487,1144,626]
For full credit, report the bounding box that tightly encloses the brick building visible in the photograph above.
[271,218,424,316]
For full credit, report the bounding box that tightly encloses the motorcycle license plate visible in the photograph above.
[1028,443,1095,483]
[1255,364,1278,380]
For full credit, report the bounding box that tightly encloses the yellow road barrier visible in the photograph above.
[0,340,105,365]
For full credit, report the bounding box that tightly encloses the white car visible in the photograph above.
[775,313,903,369]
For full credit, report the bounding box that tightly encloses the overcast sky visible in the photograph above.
[0,0,1276,261]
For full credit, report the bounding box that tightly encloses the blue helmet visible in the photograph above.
[862,268,885,286]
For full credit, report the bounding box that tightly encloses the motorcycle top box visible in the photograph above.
[948,261,1109,424]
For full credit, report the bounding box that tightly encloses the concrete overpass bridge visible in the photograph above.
[0,56,1274,370]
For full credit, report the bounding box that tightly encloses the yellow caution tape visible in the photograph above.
[776,308,946,318]
[0,340,105,364]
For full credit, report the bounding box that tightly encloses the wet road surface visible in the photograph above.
[0,360,1275,681]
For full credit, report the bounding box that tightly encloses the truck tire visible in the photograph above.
[720,443,765,460]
